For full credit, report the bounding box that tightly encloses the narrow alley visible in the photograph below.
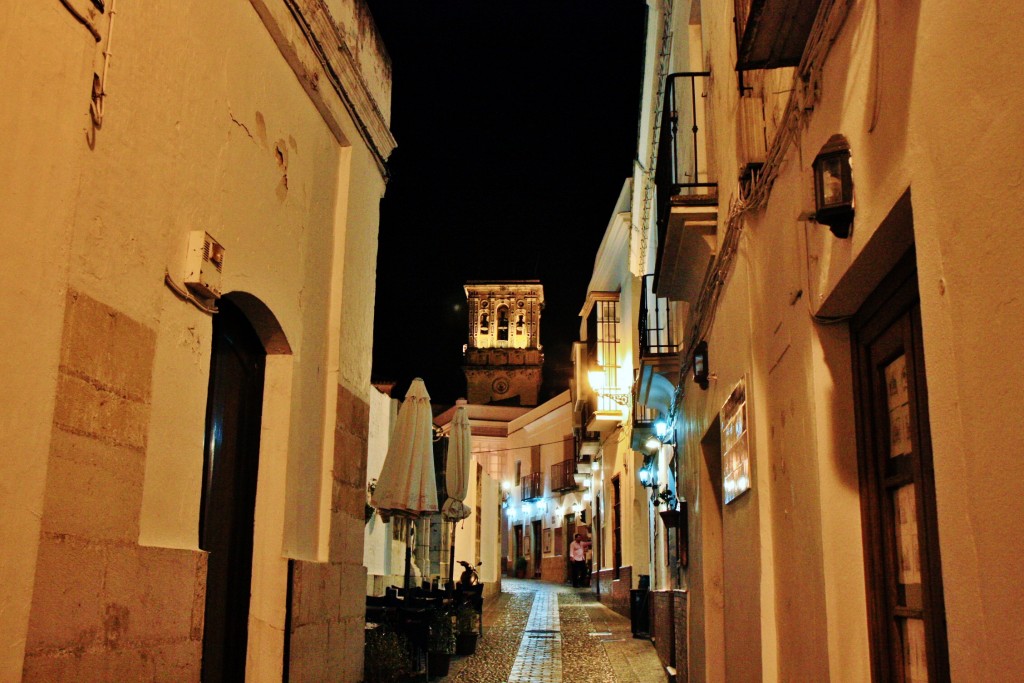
[6,1,1024,681]
[441,580,664,683]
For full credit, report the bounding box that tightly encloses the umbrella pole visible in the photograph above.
[404,523,413,592]
[448,521,457,586]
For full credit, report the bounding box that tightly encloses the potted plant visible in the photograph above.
[427,606,456,677]
[514,556,528,578]
[455,603,479,656]
[364,624,412,683]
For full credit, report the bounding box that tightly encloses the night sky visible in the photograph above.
[366,1,647,406]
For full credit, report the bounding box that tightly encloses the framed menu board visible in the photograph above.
[721,382,750,504]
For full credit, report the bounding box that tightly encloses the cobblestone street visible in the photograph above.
[442,580,665,683]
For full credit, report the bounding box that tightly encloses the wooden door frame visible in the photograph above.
[851,248,949,681]
[199,298,266,682]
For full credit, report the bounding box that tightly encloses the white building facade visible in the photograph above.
[602,0,1024,681]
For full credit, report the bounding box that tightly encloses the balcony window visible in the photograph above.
[551,458,577,493]
[586,298,622,411]
[639,275,682,359]
[520,471,543,502]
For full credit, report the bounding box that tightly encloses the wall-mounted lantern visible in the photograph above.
[693,340,710,390]
[812,134,855,238]
[588,367,632,406]
[638,454,658,489]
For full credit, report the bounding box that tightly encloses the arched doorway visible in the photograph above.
[199,298,267,682]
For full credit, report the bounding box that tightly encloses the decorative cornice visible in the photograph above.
[251,0,397,177]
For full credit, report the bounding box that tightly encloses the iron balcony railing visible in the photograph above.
[638,274,681,359]
[654,71,716,249]
[633,402,659,430]
[551,458,577,493]
[521,472,543,501]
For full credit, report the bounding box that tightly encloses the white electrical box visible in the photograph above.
[183,231,224,299]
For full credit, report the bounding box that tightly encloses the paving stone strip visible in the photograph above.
[446,588,534,682]
[558,591,616,683]
[439,580,663,683]
[508,587,562,682]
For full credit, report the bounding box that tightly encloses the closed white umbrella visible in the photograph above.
[370,378,438,589]
[442,404,472,583]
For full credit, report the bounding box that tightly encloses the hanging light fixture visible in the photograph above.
[693,340,710,390]
[812,134,855,238]
[638,454,658,489]
[588,365,631,406]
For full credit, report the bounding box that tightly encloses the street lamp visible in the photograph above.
[812,134,855,238]
[638,454,658,489]
[693,340,710,390]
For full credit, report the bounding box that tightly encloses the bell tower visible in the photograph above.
[463,281,544,406]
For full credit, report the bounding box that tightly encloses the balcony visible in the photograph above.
[551,458,577,493]
[734,0,825,71]
[520,472,543,502]
[653,72,719,305]
[577,427,601,459]
[635,275,681,416]
[631,402,660,452]
[639,275,683,366]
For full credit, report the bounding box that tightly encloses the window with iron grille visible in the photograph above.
[587,299,621,411]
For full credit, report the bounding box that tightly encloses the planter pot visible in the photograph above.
[455,632,478,656]
[428,653,451,677]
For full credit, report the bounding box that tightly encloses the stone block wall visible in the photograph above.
[286,383,369,682]
[673,590,688,681]
[22,291,207,681]
[593,565,632,618]
[650,590,675,672]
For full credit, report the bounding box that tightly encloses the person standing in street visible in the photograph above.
[569,533,587,587]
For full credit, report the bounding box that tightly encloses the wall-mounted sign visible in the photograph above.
[721,382,750,504]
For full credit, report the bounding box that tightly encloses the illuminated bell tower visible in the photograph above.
[463,281,544,406]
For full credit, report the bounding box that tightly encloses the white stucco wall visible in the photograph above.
[0,4,92,672]
[663,0,1024,679]
[0,0,390,677]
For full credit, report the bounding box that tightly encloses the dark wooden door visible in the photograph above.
[200,299,266,683]
[514,525,524,573]
[532,520,543,577]
[852,251,949,682]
